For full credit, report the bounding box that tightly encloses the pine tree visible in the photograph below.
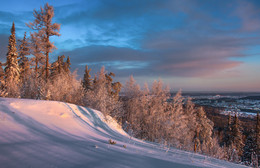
[18,32,30,82]
[223,113,233,147]
[196,107,214,153]
[63,56,71,73]
[124,75,141,98]
[50,55,66,79]
[27,3,60,81]
[166,90,189,149]
[256,112,260,163]
[82,65,92,90]
[231,114,244,160]
[105,72,122,99]
[123,76,142,134]
[4,22,20,97]
[243,131,257,166]
[84,67,121,118]
[184,97,197,149]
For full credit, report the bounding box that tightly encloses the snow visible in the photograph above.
[220,110,257,118]
[0,98,248,168]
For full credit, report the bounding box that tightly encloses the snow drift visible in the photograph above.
[0,98,247,168]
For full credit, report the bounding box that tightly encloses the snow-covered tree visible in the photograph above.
[50,55,67,79]
[123,76,142,134]
[242,131,257,166]
[196,107,214,153]
[256,112,260,164]
[223,113,233,147]
[105,72,122,100]
[4,22,20,97]
[231,114,244,161]
[18,32,31,82]
[165,90,189,149]
[82,65,92,90]
[63,56,71,74]
[84,67,122,118]
[41,71,84,104]
[184,97,197,150]
[27,3,60,81]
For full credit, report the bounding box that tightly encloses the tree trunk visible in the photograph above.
[46,51,49,81]
[35,58,38,78]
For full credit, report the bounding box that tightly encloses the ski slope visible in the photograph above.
[0,98,247,168]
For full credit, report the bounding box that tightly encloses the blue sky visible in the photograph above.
[0,0,260,91]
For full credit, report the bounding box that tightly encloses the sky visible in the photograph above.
[0,0,260,92]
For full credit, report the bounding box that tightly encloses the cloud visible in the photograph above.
[59,39,244,78]
[233,1,260,32]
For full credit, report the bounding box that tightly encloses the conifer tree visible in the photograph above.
[83,65,92,90]
[63,56,71,73]
[231,114,244,159]
[57,55,64,74]
[50,55,66,79]
[18,32,30,82]
[124,75,141,98]
[4,22,20,97]
[166,90,189,148]
[184,97,197,148]
[243,131,257,166]
[256,112,260,162]
[84,67,121,118]
[27,3,60,81]
[123,76,142,133]
[223,113,233,147]
[105,72,122,99]
[196,107,214,153]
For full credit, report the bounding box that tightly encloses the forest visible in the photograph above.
[0,3,259,167]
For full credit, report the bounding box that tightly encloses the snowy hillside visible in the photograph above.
[0,98,247,168]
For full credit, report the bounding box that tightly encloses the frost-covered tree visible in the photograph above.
[124,75,141,98]
[18,32,31,82]
[50,55,66,79]
[165,90,189,148]
[208,136,226,159]
[242,131,257,166]
[223,113,233,147]
[27,3,60,81]
[82,65,92,90]
[123,76,141,125]
[231,114,244,161]
[84,67,122,118]
[105,72,122,100]
[196,107,214,153]
[41,71,84,104]
[256,112,260,163]
[184,97,197,150]
[63,56,71,74]
[4,22,20,97]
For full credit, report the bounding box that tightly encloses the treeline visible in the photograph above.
[0,3,259,167]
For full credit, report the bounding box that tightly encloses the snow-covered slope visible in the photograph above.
[0,98,247,168]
